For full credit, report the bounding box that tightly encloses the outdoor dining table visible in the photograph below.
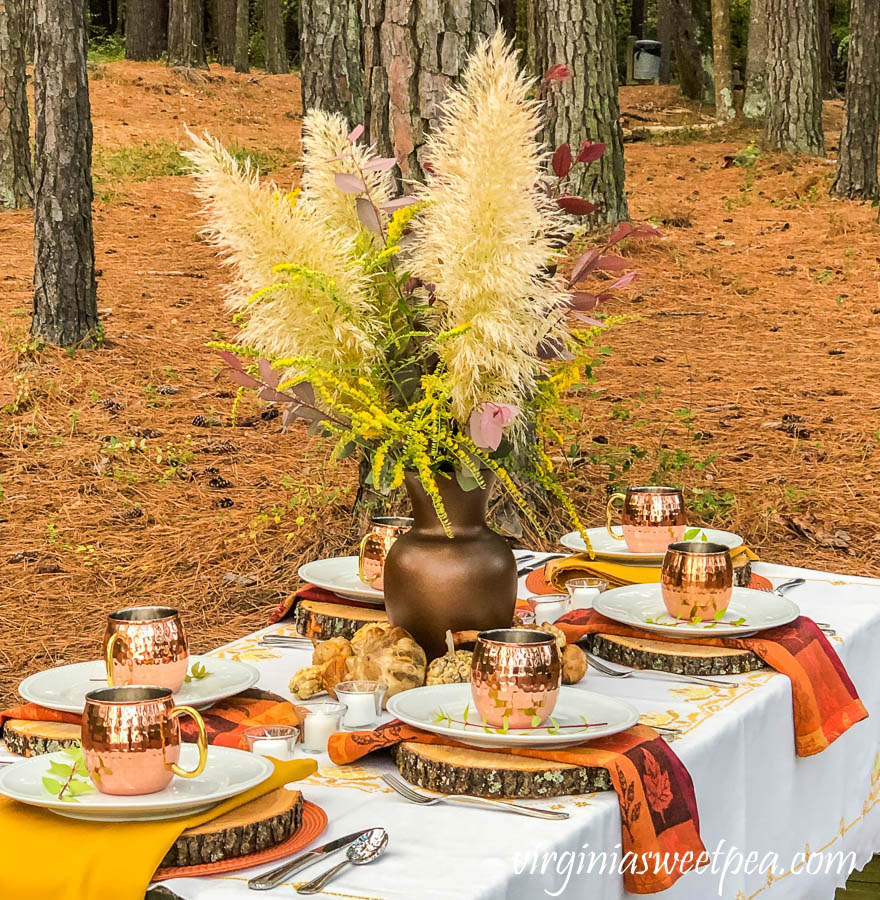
[156,557,880,900]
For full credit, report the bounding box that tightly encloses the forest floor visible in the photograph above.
[0,63,878,706]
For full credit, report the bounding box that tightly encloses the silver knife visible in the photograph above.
[247,829,373,891]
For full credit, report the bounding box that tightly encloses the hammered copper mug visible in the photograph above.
[82,686,208,795]
[357,516,412,591]
[606,485,686,553]
[661,541,733,621]
[471,629,561,729]
[104,606,189,692]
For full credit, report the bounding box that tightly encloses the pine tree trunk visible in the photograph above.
[765,0,824,155]
[710,0,734,119]
[22,0,32,60]
[666,0,713,102]
[532,0,628,223]
[743,0,767,118]
[299,0,362,122]
[630,0,645,39]
[215,0,234,64]
[831,0,880,200]
[361,0,500,185]
[816,0,835,98]
[498,0,515,40]
[263,0,286,72]
[233,0,248,72]
[125,0,167,60]
[0,0,33,208]
[32,0,98,347]
[167,0,207,68]
[656,0,674,84]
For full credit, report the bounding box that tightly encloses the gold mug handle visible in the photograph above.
[357,533,380,584]
[605,492,627,541]
[104,632,124,686]
[168,705,209,779]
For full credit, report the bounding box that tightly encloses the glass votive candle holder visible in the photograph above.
[299,701,346,754]
[243,724,299,761]
[565,577,608,611]
[335,680,386,729]
[528,593,570,625]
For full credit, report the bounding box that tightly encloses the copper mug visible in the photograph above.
[357,516,412,591]
[104,606,189,692]
[471,629,561,729]
[606,485,686,553]
[661,541,733,621]
[82,686,208,795]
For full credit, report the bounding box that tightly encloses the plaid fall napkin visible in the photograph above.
[0,688,299,750]
[555,609,868,757]
[267,584,382,625]
[329,720,706,894]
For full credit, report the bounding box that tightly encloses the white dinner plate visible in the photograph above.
[298,557,385,604]
[387,683,639,749]
[18,655,260,715]
[559,526,744,562]
[594,583,799,638]
[0,745,272,821]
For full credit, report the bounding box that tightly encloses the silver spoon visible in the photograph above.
[296,828,388,895]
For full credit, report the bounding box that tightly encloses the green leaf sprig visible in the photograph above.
[42,744,96,803]
[683,527,709,542]
[184,661,212,683]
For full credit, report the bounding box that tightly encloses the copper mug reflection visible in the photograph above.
[661,541,733,621]
[104,606,189,692]
[357,516,412,591]
[606,485,686,553]
[471,629,561,729]
[82,686,208,795]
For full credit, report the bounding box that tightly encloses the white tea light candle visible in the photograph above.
[243,725,298,761]
[565,578,608,612]
[300,701,345,753]
[335,680,386,729]
[529,594,569,625]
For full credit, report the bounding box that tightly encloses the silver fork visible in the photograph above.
[380,773,569,820]
[773,579,837,636]
[260,634,314,648]
[585,652,734,689]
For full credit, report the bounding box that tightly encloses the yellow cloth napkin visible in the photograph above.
[0,757,317,900]
[545,545,759,589]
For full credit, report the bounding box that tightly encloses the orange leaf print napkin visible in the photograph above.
[555,609,868,757]
[329,720,706,894]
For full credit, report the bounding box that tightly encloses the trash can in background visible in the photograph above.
[633,40,661,81]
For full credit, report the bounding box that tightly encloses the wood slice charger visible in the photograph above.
[293,598,388,642]
[391,742,611,799]
[3,720,82,756]
[153,789,328,882]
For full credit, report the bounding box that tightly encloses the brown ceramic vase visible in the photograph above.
[382,472,517,660]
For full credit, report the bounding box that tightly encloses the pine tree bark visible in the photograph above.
[263,0,286,72]
[831,0,880,200]
[743,0,767,118]
[215,0,234,64]
[32,0,98,347]
[167,0,207,68]
[498,0,516,41]
[816,0,835,98]
[711,0,735,120]
[765,0,824,155]
[0,0,33,208]
[532,0,628,223]
[656,0,674,84]
[361,0,499,185]
[125,0,167,60]
[665,0,713,102]
[630,0,646,38]
[299,0,362,122]
[233,0,248,72]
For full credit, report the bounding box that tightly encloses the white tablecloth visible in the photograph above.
[160,560,880,900]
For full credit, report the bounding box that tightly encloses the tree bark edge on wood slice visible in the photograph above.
[391,741,611,799]
[3,719,82,757]
[586,633,764,675]
[293,599,388,642]
[161,788,304,868]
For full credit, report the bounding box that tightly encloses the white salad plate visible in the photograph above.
[18,655,260,715]
[594,583,800,638]
[559,526,744,562]
[0,745,272,821]
[298,556,385,605]
[387,683,639,749]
